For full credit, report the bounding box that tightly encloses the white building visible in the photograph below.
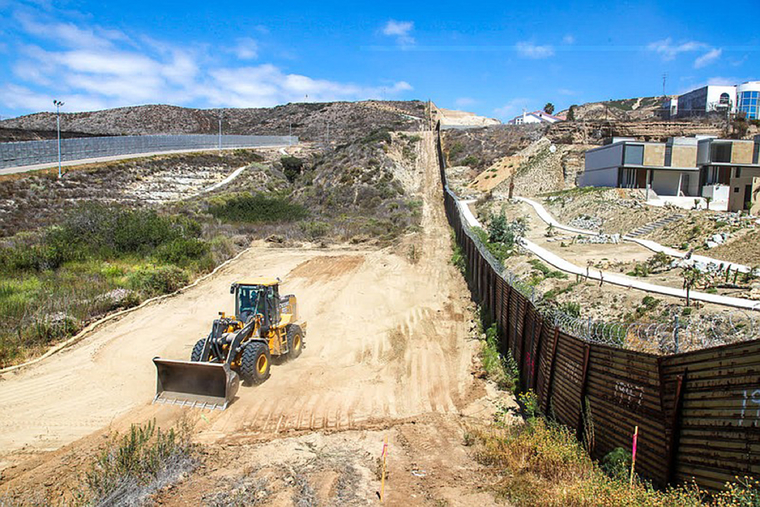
[509,110,562,125]
[675,85,736,118]
[737,81,760,120]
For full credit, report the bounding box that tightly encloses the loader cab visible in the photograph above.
[232,279,280,326]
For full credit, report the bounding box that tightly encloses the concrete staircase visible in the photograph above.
[626,214,685,238]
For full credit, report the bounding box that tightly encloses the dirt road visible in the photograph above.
[0,132,500,505]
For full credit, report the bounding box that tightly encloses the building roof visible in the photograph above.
[509,110,562,124]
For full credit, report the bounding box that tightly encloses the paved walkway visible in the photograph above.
[457,195,760,310]
[516,196,753,274]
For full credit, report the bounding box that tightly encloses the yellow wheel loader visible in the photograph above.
[153,278,305,410]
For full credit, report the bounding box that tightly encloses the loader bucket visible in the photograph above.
[153,357,240,410]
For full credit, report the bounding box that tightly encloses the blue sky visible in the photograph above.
[0,0,757,121]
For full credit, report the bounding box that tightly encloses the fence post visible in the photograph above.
[531,316,544,391]
[543,327,561,414]
[666,371,687,483]
[519,305,529,388]
[576,343,591,441]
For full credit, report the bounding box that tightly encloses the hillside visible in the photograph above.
[0,100,427,143]
[558,96,665,121]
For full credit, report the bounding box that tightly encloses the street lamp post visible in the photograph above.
[53,100,64,178]
[218,110,223,152]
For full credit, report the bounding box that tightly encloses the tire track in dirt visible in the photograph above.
[0,132,479,481]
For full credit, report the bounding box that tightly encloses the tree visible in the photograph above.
[544,103,555,115]
[567,105,578,121]
[280,156,304,183]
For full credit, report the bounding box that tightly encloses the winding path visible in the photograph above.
[456,197,760,310]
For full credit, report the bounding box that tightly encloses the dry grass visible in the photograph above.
[470,414,760,507]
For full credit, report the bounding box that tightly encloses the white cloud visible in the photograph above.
[455,97,476,107]
[647,38,708,61]
[1,9,414,113]
[494,98,530,119]
[557,88,576,96]
[232,37,258,60]
[694,48,722,69]
[382,20,415,45]
[515,41,554,59]
[562,35,575,45]
[208,65,412,107]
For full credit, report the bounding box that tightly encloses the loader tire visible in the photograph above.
[190,338,207,362]
[240,341,270,385]
[287,325,303,360]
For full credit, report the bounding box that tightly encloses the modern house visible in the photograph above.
[580,137,701,198]
[737,81,760,120]
[509,110,562,125]
[580,135,760,211]
[699,135,760,212]
[660,80,759,120]
[674,85,736,118]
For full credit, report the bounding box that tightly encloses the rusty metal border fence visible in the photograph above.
[435,122,760,490]
[0,134,298,170]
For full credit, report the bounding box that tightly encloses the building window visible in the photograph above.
[712,143,732,163]
[735,187,740,193]
[736,167,742,178]
[624,145,644,165]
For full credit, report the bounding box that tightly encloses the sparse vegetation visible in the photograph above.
[481,323,520,392]
[208,193,308,224]
[0,202,232,366]
[77,419,196,505]
[470,409,760,506]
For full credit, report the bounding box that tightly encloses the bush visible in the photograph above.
[300,221,330,240]
[154,238,209,266]
[208,194,308,223]
[460,155,480,167]
[128,266,189,296]
[602,447,632,480]
[361,129,392,145]
[81,419,196,505]
[481,324,520,392]
[280,156,304,182]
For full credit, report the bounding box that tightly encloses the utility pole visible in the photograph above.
[218,110,223,152]
[662,73,668,97]
[53,99,64,178]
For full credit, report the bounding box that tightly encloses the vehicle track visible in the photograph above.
[0,131,478,475]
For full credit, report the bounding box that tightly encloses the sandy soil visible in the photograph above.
[0,132,508,505]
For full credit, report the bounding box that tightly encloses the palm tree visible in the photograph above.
[544,103,555,115]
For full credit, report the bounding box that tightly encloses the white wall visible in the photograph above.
[706,85,737,113]
[580,143,624,188]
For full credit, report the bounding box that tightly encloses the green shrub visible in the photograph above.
[460,155,480,167]
[361,129,392,145]
[602,447,632,480]
[155,238,209,266]
[560,301,581,318]
[208,194,307,223]
[280,156,304,182]
[81,419,195,504]
[481,324,520,392]
[128,266,189,296]
[300,221,330,240]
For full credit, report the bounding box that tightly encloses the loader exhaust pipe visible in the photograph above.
[153,358,240,410]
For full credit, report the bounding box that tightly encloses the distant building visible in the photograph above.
[660,80,759,120]
[509,110,562,125]
[579,135,760,212]
[675,85,736,118]
[737,81,760,120]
